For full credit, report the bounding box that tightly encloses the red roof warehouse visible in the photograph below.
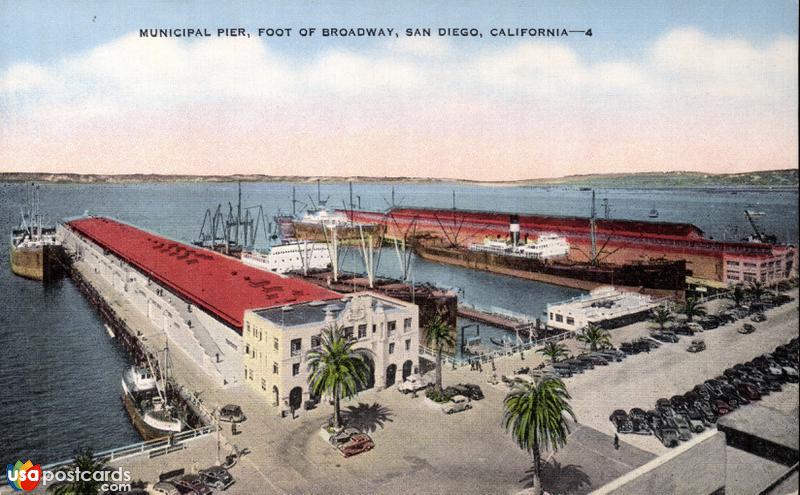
[68,217,341,331]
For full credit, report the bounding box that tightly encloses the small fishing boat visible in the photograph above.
[648,207,659,218]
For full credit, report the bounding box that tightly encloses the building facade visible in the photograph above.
[243,292,419,415]
[547,286,657,331]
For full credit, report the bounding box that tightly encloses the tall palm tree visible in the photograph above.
[681,297,707,322]
[53,448,108,495]
[576,323,611,351]
[425,315,455,393]
[651,305,673,331]
[307,325,372,429]
[727,284,746,308]
[503,375,577,495]
[537,341,568,364]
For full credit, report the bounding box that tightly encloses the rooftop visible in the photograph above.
[253,293,406,328]
[68,217,341,331]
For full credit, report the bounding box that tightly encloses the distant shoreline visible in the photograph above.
[0,169,797,188]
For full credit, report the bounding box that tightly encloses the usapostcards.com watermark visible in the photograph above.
[6,460,132,492]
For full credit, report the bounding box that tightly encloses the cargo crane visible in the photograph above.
[744,210,777,244]
[194,183,270,255]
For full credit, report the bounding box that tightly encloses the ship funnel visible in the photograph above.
[509,215,520,246]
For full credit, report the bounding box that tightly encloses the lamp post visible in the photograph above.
[214,406,221,465]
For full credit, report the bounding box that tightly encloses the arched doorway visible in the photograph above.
[402,360,414,381]
[358,356,375,392]
[289,386,303,412]
[272,386,279,407]
[385,364,397,388]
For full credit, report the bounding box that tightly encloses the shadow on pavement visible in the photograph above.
[521,459,592,495]
[342,402,393,433]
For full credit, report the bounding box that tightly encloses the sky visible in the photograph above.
[0,1,797,181]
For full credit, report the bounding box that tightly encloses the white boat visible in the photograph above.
[648,207,659,218]
[121,365,157,395]
[241,242,331,274]
[121,352,184,440]
[468,233,569,260]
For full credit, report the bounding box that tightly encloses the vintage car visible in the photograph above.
[442,395,472,414]
[339,433,375,458]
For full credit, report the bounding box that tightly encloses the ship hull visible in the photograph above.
[292,222,385,247]
[9,244,63,281]
[122,393,175,441]
[415,243,686,295]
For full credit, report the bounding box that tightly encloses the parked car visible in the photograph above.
[671,415,693,441]
[199,466,235,491]
[628,408,651,435]
[712,399,732,416]
[674,325,695,336]
[152,482,180,495]
[580,354,609,366]
[653,422,680,448]
[686,322,704,333]
[339,433,375,458]
[687,339,706,353]
[442,395,472,414]
[218,404,246,423]
[751,313,767,322]
[453,383,484,401]
[609,409,634,434]
[738,323,756,334]
[329,427,362,447]
[398,374,433,394]
[650,332,679,343]
[698,318,720,330]
[736,382,761,401]
[175,475,212,495]
[694,400,718,424]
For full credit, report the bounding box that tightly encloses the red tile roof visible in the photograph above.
[68,217,341,331]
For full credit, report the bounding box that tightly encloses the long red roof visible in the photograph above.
[68,217,341,331]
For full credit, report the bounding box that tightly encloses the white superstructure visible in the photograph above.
[546,286,657,331]
[241,242,331,274]
[468,233,570,260]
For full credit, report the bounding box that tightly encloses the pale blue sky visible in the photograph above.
[1,0,797,70]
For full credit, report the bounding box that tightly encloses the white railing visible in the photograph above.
[0,425,217,486]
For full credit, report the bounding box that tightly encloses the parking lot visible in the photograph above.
[82,288,799,494]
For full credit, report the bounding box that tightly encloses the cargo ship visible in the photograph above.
[9,184,63,281]
[291,206,385,247]
[346,206,797,289]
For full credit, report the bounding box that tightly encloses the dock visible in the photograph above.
[456,304,538,338]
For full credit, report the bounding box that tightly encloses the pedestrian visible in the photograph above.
[491,357,496,371]
[614,434,620,450]
[478,362,483,373]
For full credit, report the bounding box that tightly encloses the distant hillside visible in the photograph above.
[0,169,797,188]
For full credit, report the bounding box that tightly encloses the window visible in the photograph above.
[343,326,354,339]
[273,338,279,351]
[261,379,266,391]
[358,324,367,339]
[290,338,302,357]
[273,362,278,374]
[404,318,413,331]
[405,339,411,351]
[566,317,574,326]
[245,344,250,355]
[248,369,253,381]
[292,363,300,376]
[246,322,250,334]
[388,343,395,354]
[259,330,262,341]
[555,314,563,323]
[310,334,321,348]
[372,324,377,334]
[387,321,396,337]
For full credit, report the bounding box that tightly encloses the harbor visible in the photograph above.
[1,181,798,495]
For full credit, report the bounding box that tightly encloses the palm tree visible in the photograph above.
[425,315,455,393]
[727,284,746,308]
[576,323,611,352]
[681,297,707,322]
[537,341,568,364]
[307,325,372,429]
[747,280,766,302]
[53,448,108,495]
[503,375,577,495]
[651,305,673,331]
